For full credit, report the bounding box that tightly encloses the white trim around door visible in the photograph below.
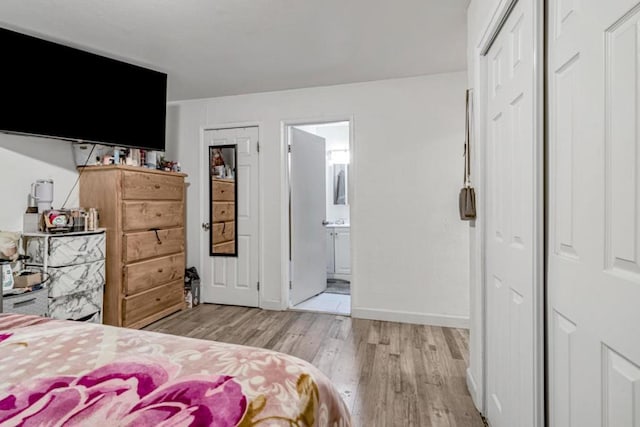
[199,121,264,308]
[280,116,356,313]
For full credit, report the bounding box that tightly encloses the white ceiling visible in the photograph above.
[0,0,469,101]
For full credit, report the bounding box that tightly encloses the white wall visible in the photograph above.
[466,0,511,411]
[0,134,79,231]
[168,72,470,326]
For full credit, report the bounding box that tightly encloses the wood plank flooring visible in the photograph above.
[145,304,485,427]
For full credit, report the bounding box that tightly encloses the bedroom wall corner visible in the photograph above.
[0,134,79,232]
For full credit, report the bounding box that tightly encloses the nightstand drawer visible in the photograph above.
[49,287,103,321]
[4,289,48,316]
[48,260,105,298]
[26,233,105,267]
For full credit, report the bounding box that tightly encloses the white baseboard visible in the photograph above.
[351,307,469,328]
[260,300,286,311]
[466,368,483,412]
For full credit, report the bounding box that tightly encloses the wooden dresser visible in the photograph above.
[79,166,186,329]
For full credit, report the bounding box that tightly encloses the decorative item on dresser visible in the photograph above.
[23,229,106,322]
[79,165,187,329]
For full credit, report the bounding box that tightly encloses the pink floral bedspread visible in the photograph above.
[0,314,351,427]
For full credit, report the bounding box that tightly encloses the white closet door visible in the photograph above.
[201,127,260,307]
[548,0,640,425]
[484,0,540,425]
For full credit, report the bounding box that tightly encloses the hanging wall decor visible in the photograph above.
[459,88,477,221]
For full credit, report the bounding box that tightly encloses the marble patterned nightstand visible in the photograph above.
[23,229,106,323]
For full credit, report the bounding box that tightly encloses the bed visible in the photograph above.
[0,314,351,427]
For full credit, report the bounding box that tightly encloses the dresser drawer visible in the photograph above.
[26,233,105,267]
[212,221,235,245]
[48,260,105,298]
[124,253,185,296]
[123,228,185,263]
[122,201,184,231]
[213,240,235,254]
[122,280,183,328]
[212,179,235,201]
[3,289,48,316]
[212,202,235,222]
[122,171,184,201]
[49,287,103,321]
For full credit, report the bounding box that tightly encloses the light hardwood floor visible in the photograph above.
[145,304,485,427]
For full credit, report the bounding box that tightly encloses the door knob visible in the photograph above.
[322,220,330,225]
[202,222,210,231]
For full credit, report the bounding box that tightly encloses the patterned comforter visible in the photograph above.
[0,314,351,427]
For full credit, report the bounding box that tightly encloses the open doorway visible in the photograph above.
[286,121,352,315]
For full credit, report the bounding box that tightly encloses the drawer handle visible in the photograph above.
[150,228,163,245]
[157,268,164,273]
[74,312,98,322]
[155,213,162,217]
[155,298,161,302]
[154,184,161,189]
[13,298,36,307]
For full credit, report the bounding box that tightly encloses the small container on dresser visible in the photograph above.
[79,166,187,329]
[23,229,106,323]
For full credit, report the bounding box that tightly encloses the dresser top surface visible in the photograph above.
[78,165,187,178]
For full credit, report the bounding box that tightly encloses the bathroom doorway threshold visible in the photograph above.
[290,292,351,316]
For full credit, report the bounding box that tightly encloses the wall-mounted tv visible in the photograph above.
[0,27,167,150]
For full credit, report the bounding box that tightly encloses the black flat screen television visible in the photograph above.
[0,27,167,150]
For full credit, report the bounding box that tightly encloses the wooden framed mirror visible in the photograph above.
[209,144,237,256]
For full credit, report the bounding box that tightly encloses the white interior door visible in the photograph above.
[484,0,540,425]
[548,1,640,425]
[290,127,327,306]
[201,127,259,307]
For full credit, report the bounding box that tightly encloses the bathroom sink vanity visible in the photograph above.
[325,224,350,281]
